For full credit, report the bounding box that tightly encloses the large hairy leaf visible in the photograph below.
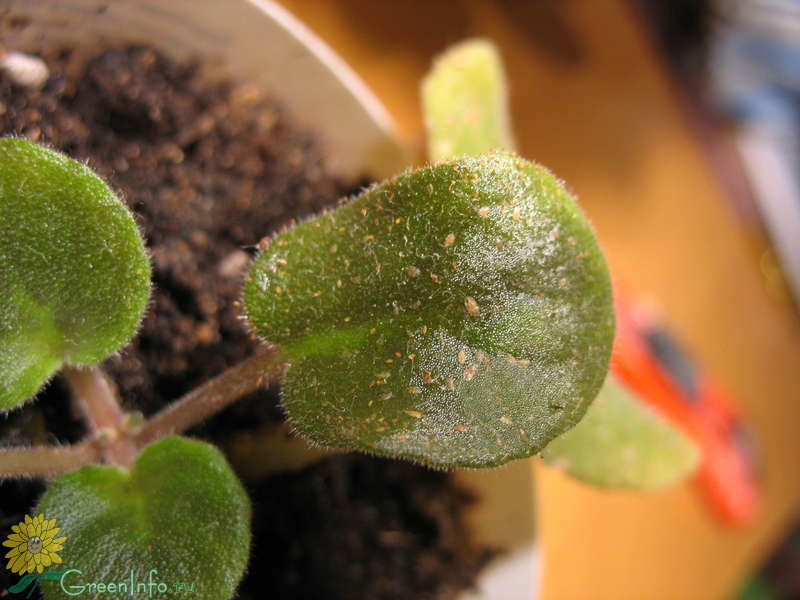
[0,138,150,410]
[37,436,251,600]
[244,151,614,467]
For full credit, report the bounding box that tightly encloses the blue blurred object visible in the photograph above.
[711,1,800,133]
[710,0,800,307]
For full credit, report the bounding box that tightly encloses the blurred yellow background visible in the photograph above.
[277,1,800,598]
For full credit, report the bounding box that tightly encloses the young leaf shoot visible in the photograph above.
[543,375,699,489]
[422,38,515,162]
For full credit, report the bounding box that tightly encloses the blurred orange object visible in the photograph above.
[613,290,761,527]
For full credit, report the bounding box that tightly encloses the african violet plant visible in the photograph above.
[0,38,697,600]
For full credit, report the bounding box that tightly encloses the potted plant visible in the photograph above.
[0,3,699,599]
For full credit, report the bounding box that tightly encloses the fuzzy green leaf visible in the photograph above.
[244,152,614,468]
[542,376,700,489]
[422,38,515,162]
[0,138,150,411]
[36,436,251,600]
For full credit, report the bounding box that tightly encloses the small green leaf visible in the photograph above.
[37,436,251,600]
[542,376,700,489]
[421,38,515,162]
[0,138,150,410]
[244,152,614,468]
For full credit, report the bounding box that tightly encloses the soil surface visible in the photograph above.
[0,46,492,598]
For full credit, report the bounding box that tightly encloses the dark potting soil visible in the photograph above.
[0,46,493,598]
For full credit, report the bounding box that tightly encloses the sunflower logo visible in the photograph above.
[3,514,66,575]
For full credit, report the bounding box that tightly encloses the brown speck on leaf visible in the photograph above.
[422,369,434,384]
[475,350,487,364]
[463,363,478,381]
[404,410,423,419]
[500,416,513,425]
[454,424,469,432]
[505,355,531,367]
[464,296,480,316]
[443,233,456,247]
[457,350,466,364]
[478,207,490,217]
[408,386,422,394]
[405,265,420,278]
